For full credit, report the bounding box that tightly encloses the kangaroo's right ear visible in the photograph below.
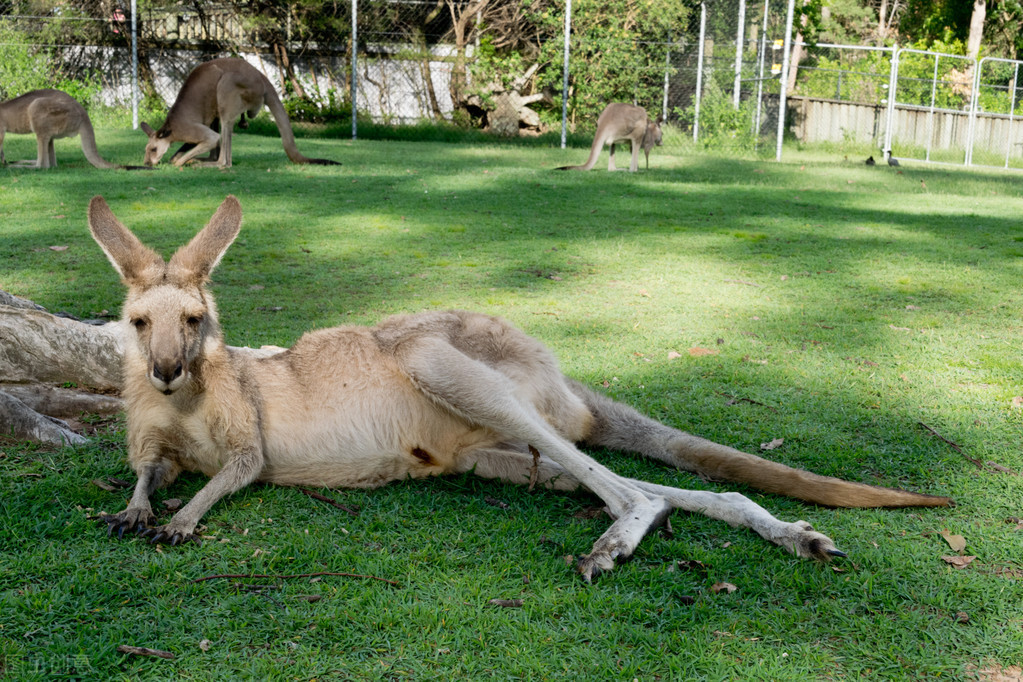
[88,196,164,286]
[140,122,155,136]
[168,195,243,285]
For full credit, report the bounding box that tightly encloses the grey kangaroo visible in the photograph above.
[557,103,663,172]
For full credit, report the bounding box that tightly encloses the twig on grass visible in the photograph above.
[717,393,777,410]
[917,421,984,469]
[192,571,401,587]
[116,645,175,660]
[298,488,360,516]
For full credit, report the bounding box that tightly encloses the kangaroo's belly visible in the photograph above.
[252,329,495,489]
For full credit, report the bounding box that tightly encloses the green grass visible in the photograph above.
[1,124,1022,680]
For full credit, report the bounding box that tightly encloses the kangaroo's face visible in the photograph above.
[646,119,664,151]
[139,122,172,166]
[123,284,212,394]
[88,194,243,395]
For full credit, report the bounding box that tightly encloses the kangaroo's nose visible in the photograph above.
[152,360,183,384]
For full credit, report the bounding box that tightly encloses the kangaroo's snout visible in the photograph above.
[151,358,185,394]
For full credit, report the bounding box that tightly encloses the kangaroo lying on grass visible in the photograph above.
[557,103,663,172]
[140,58,339,168]
[0,89,130,169]
[91,196,951,580]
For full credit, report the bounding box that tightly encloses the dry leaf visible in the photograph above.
[760,438,784,451]
[688,347,719,357]
[49,245,68,251]
[163,498,183,511]
[941,555,976,569]
[1012,396,1023,408]
[198,639,211,652]
[638,289,651,297]
[939,529,967,553]
[710,581,737,594]
[91,478,120,492]
[488,598,524,608]
[667,351,682,360]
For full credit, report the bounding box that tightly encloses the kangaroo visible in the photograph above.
[557,103,663,172]
[0,89,123,169]
[140,58,339,168]
[90,196,950,581]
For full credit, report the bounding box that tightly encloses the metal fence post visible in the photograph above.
[775,0,795,161]
[733,0,746,109]
[351,0,358,140]
[965,57,982,167]
[883,46,898,159]
[560,0,572,149]
[753,0,769,145]
[694,2,706,143]
[130,0,138,129]
[662,36,671,122]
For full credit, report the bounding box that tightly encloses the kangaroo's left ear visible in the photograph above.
[168,195,243,285]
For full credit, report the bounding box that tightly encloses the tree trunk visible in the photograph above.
[446,0,490,110]
[966,0,986,61]
[0,291,283,447]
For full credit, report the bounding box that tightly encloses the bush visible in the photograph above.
[678,79,758,152]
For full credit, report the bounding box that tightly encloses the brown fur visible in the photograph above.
[0,89,122,169]
[90,196,950,580]
[140,58,339,168]
[557,103,663,172]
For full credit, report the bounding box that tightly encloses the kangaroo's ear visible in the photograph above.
[88,196,164,286]
[140,122,155,136]
[168,195,242,285]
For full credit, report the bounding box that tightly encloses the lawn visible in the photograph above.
[1,124,1022,680]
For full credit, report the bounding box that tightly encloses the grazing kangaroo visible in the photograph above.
[0,89,123,169]
[557,103,663,172]
[140,58,339,168]
[91,196,950,580]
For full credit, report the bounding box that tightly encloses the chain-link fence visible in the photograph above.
[2,1,805,153]
[789,40,1023,170]
[6,2,1021,169]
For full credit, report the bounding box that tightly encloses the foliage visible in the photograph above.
[462,0,689,132]
[797,48,892,102]
[281,89,351,124]
[529,0,689,129]
[0,24,101,102]
[0,24,53,99]
[677,79,758,152]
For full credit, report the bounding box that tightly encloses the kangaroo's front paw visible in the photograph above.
[100,509,156,540]
[785,520,846,561]
[138,523,202,547]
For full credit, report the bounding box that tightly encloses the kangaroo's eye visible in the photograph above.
[186,315,203,327]
[131,318,147,331]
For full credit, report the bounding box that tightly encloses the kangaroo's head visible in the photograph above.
[139,122,173,166]
[643,117,664,169]
[643,117,664,153]
[88,196,242,395]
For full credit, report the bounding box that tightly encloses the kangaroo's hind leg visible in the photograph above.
[455,446,842,561]
[393,335,670,580]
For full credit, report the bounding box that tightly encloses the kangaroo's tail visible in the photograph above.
[262,86,340,166]
[568,379,952,508]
